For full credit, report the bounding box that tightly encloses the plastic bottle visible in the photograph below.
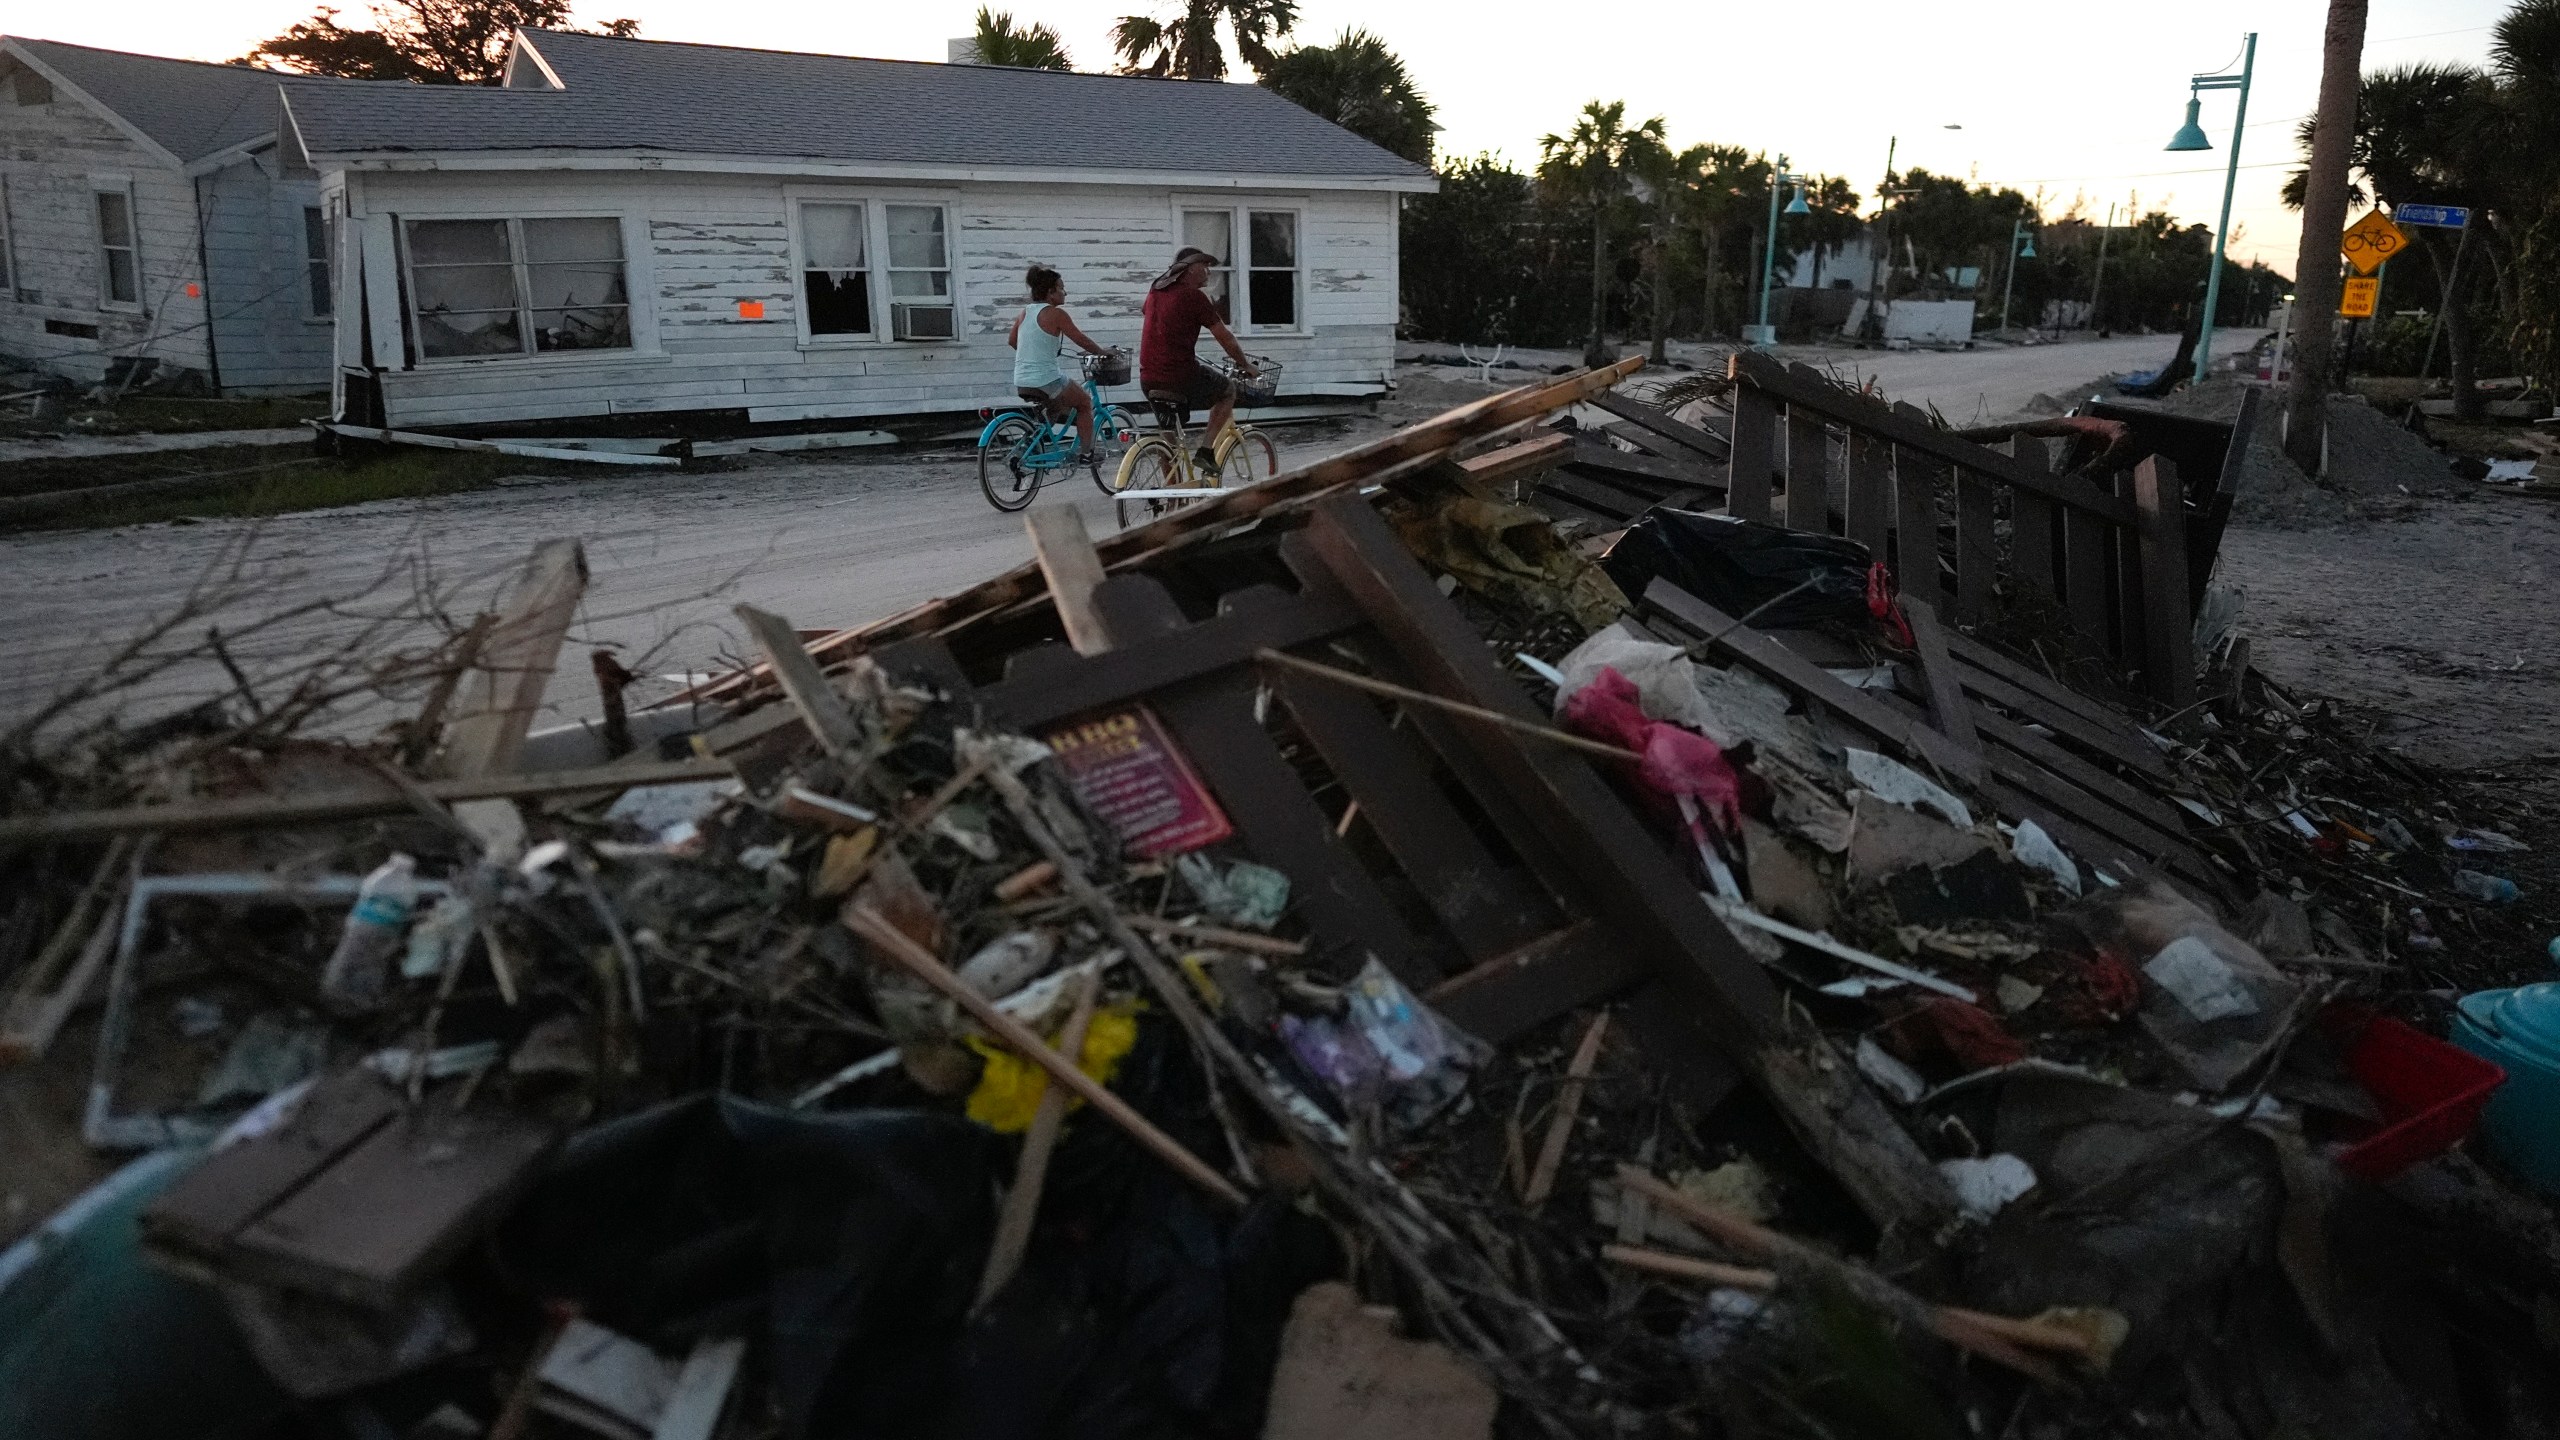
[321,854,418,1011]
[2451,869,2521,905]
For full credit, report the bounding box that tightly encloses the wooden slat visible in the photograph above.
[1725,383,1778,523]
[1456,431,1570,487]
[1946,655,2170,780]
[1089,575,1433,988]
[1970,703,2192,839]
[142,1069,405,1261]
[1588,390,1732,464]
[2007,437,2058,608]
[1565,437,1721,492]
[1888,421,1946,607]
[1645,581,1982,788]
[1729,349,2137,525]
[1952,468,1999,625]
[440,539,587,778]
[975,586,1362,731]
[1533,470,1656,523]
[1302,498,1955,1236]
[1941,628,2151,741]
[1425,919,1647,1044]
[1902,598,1977,755]
[2132,456,2197,708]
[1784,404,1829,532]
[736,605,862,759]
[1025,505,1111,656]
[1845,429,1892,555]
[2189,386,2259,607]
[2111,467,2149,670]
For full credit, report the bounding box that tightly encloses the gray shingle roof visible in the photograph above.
[285,29,1431,182]
[4,37,411,166]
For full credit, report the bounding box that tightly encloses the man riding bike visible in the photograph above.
[1138,246,1259,476]
[1008,263,1114,464]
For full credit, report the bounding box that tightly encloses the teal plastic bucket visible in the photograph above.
[2450,984,2560,1195]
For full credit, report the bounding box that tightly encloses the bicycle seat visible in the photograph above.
[1143,391,1188,429]
[1016,386,1069,419]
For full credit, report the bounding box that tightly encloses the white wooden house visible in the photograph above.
[0,38,356,393]
[279,29,1435,434]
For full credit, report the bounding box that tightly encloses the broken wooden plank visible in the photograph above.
[1644,581,1982,788]
[974,585,1362,733]
[1589,389,1732,464]
[1725,382,1778,523]
[0,837,133,1065]
[2007,437,2059,608]
[1522,1009,1610,1208]
[1533,470,1658,524]
[2131,456,2197,708]
[440,539,588,779]
[1025,504,1112,656]
[976,967,1098,1310]
[1425,919,1647,1045]
[1902,597,1978,757]
[736,604,864,759]
[1887,409,1947,607]
[1455,430,1571,487]
[1564,437,1720,493]
[1940,628,2151,749]
[1784,405,1829,533]
[1952,468,1998,625]
[1845,429,1893,556]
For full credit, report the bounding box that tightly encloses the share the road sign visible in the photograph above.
[2340,276,2380,318]
[2393,203,2471,228]
[2341,210,2411,274]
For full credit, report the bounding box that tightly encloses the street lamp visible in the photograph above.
[1998,216,2038,334]
[2164,31,2257,380]
[1747,157,1813,347]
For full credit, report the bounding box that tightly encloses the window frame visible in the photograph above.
[394,211,652,368]
[302,204,334,322]
[0,172,17,298]
[91,177,142,313]
[784,187,963,350]
[1171,197,1310,336]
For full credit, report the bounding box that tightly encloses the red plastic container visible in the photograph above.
[2324,1005,2507,1181]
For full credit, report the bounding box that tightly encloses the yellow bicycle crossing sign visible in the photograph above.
[2341,209,2410,275]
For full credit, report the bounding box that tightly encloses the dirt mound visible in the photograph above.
[2154,381,2466,527]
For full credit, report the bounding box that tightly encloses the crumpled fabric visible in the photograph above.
[1561,666,1744,837]
[1387,492,1628,630]
[965,999,1144,1133]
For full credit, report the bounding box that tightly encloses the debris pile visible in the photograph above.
[5,357,2559,1440]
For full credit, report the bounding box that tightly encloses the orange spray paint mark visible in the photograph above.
[737,300,765,319]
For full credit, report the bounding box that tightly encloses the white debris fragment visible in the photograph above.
[1937,1153,2038,1222]
[1844,748,1974,829]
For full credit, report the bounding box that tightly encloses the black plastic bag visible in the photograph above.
[1600,510,1874,630]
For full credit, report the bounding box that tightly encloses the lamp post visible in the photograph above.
[1858,125,1959,343]
[1997,215,2038,334]
[2164,31,2257,381]
[1747,156,1812,348]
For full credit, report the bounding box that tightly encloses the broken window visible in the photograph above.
[303,206,333,318]
[1180,204,1305,332]
[1180,209,1233,321]
[1247,209,1298,331]
[799,201,871,337]
[402,216,632,361]
[94,185,139,308]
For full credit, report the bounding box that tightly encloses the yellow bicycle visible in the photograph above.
[1107,358,1281,526]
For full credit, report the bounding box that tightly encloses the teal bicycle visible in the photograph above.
[975,350,1137,512]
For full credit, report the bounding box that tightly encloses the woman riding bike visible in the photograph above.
[1138,246,1259,475]
[1007,264,1114,465]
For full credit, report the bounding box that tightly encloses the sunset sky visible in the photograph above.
[11,0,2515,271]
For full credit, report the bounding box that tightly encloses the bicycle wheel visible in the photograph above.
[1217,425,1279,488]
[1112,435,1183,495]
[978,414,1044,512]
[1091,406,1138,495]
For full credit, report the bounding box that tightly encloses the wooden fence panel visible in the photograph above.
[1785,407,1829,533]
[1953,469,1999,624]
[1845,430,1893,556]
[1726,386,1778,522]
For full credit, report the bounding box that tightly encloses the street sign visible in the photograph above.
[2394,202,2470,229]
[2340,275,2380,318]
[2341,209,2410,274]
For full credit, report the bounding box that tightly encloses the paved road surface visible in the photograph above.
[0,334,2255,739]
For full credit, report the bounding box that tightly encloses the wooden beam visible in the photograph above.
[736,604,864,759]
[974,586,1363,732]
[1564,437,1722,492]
[1588,390,1732,464]
[439,539,587,779]
[2131,456,2197,708]
[1902,597,1978,756]
[1025,505,1112,656]
[1456,431,1570,487]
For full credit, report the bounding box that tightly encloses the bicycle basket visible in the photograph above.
[1229,360,1281,406]
[1085,349,1131,387]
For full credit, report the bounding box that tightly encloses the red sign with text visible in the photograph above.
[1043,708,1232,857]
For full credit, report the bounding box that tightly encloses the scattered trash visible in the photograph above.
[1937,1153,2038,1221]
[1845,747,1974,829]
[2144,936,2262,1024]
[317,853,417,1013]
[2453,869,2522,904]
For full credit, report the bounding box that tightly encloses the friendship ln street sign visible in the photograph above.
[2341,209,2410,274]
[2393,203,2471,229]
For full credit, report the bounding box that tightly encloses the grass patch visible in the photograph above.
[11,449,567,531]
[0,393,332,439]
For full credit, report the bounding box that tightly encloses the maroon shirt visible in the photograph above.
[1139,285,1219,385]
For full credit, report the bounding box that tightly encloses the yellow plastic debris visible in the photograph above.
[964,998,1142,1133]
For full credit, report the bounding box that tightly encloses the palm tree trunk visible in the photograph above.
[1586,207,1611,368]
[1649,232,1669,363]
[1702,228,1720,335]
[2284,0,2370,472]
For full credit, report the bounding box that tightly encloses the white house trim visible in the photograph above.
[299,148,1439,194]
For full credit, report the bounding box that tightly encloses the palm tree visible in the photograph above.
[1675,145,1765,337]
[1257,28,1436,164]
[971,8,1073,70]
[1624,135,1681,362]
[2284,0,2370,473]
[2493,0,2560,391]
[1539,101,1667,369]
[1112,0,1297,80]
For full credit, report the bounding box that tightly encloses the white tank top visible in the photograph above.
[1013,302,1067,388]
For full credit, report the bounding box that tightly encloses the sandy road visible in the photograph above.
[0,334,2251,738]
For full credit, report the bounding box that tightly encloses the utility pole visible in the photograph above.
[1860,135,1895,343]
[2284,0,2369,473]
[2087,202,2115,329]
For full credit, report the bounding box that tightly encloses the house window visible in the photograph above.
[1179,205,1302,331]
[799,201,870,336]
[791,198,958,343]
[303,206,333,318]
[402,216,630,361]
[95,185,140,309]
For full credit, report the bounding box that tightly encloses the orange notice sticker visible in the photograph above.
[737,300,765,319]
[184,283,201,298]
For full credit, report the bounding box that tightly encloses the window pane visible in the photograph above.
[308,261,333,316]
[884,205,945,269]
[533,306,631,351]
[95,191,132,248]
[525,259,627,311]
[418,309,522,358]
[413,262,518,316]
[406,219,509,266]
[1181,210,1230,262]
[104,247,137,304]
[888,270,949,299]
[522,216,623,263]
[804,269,871,335]
[1248,268,1296,329]
[802,203,865,270]
[1248,210,1296,268]
[304,207,329,262]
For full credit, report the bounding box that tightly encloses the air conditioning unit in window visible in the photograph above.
[891,304,956,341]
